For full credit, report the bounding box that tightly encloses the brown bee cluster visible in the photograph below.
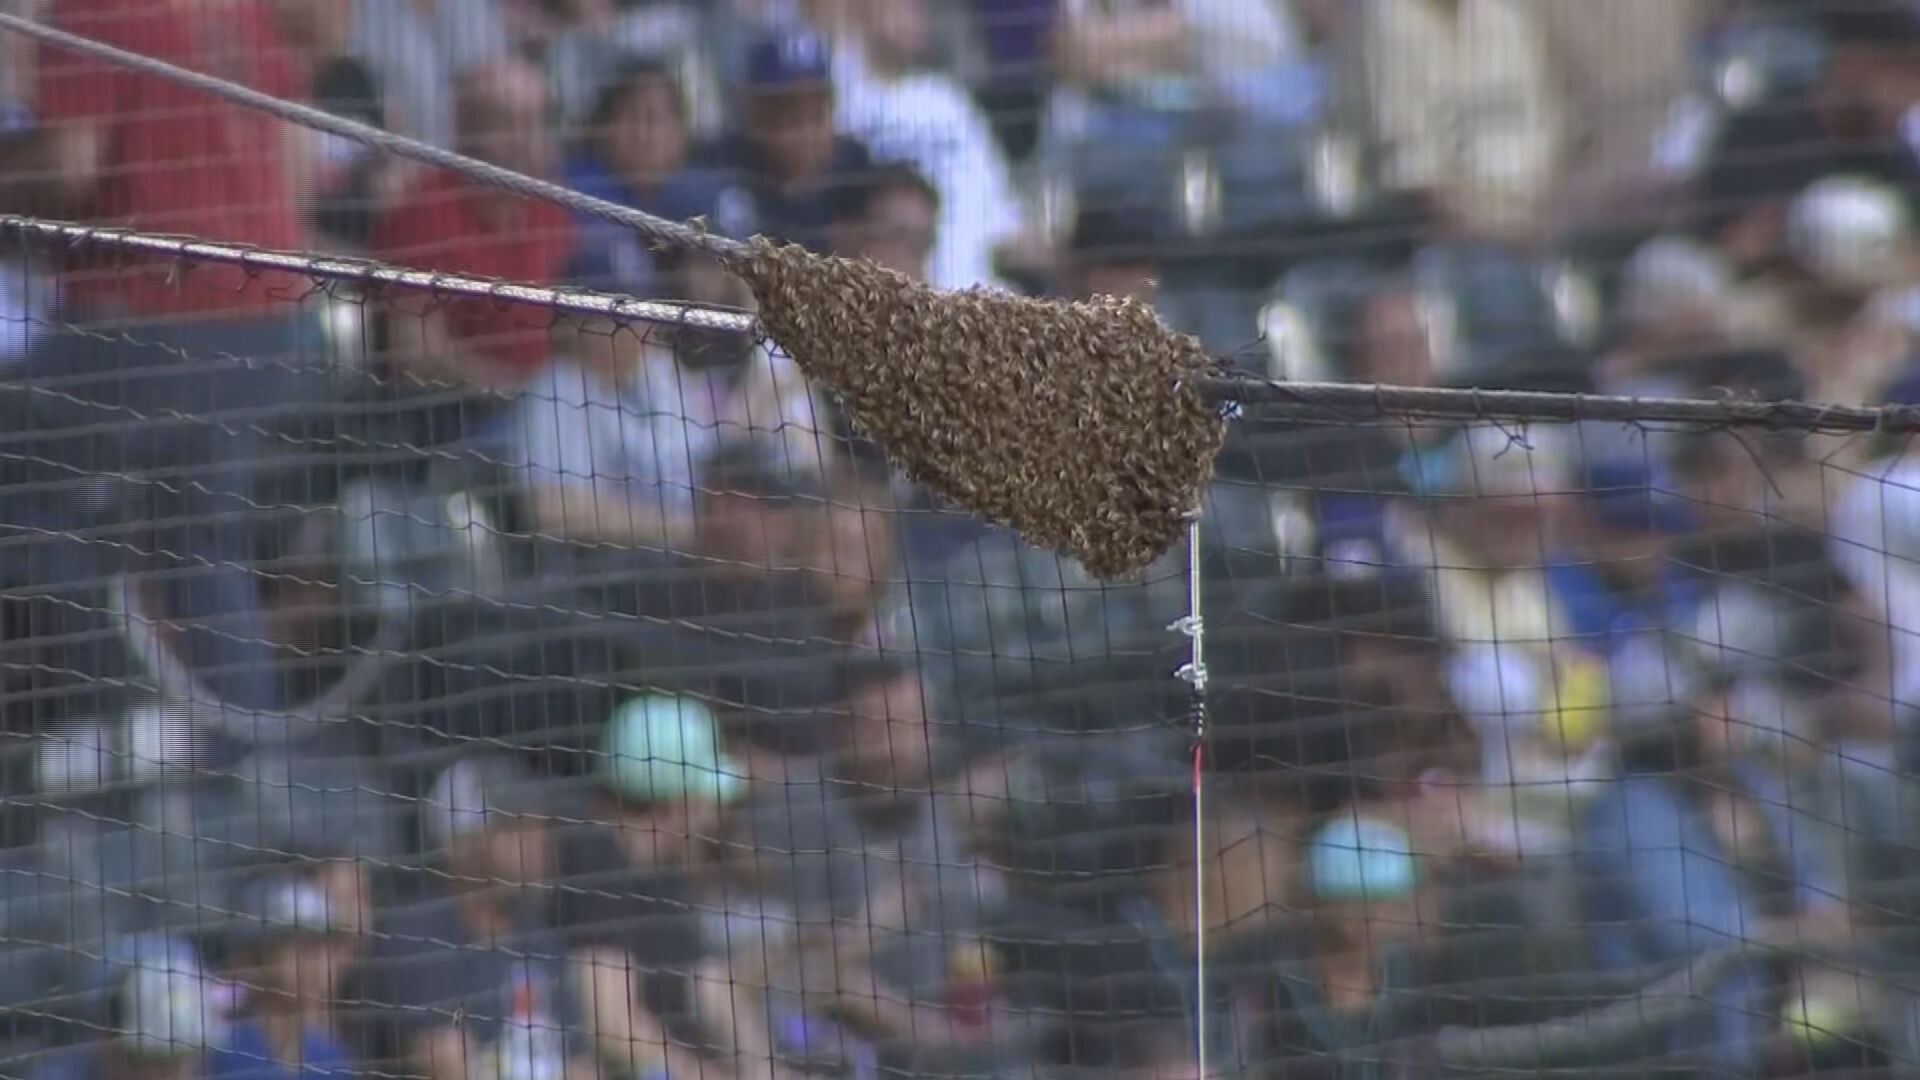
[735,237,1227,579]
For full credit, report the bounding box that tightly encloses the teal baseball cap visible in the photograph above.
[1307,815,1417,902]
[602,694,747,806]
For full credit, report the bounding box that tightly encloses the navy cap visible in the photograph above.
[746,30,833,91]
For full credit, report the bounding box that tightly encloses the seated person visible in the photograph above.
[565,56,758,298]
[556,694,745,1078]
[32,935,237,1080]
[1050,0,1316,131]
[206,875,358,1079]
[347,756,598,1080]
[695,28,876,252]
[1062,205,1160,304]
[508,284,722,550]
[372,57,574,399]
[826,162,940,283]
[820,0,1035,290]
[1578,657,1857,1073]
[1262,814,1437,1076]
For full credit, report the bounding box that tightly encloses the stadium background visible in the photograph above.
[7,0,1920,1078]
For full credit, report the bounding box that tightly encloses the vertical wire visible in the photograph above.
[1180,516,1210,1077]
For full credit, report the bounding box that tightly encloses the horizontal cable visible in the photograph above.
[1201,372,1920,434]
[14,212,1920,435]
[0,214,758,335]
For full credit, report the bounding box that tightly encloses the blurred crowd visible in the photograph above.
[6,0,1920,1078]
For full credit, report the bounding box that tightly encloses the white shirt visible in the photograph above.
[1338,0,1566,237]
[512,345,722,535]
[723,342,838,482]
[832,47,1025,292]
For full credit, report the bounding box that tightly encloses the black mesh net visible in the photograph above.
[9,2,1920,1079]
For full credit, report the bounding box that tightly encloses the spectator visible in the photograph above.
[271,0,408,252]
[1331,0,1568,241]
[206,876,357,1080]
[31,936,236,1080]
[565,56,758,298]
[971,0,1056,162]
[1534,0,1717,228]
[697,28,876,252]
[350,0,511,151]
[824,0,1034,291]
[373,57,574,397]
[826,162,939,282]
[1049,0,1315,130]
[1579,648,1857,1073]
[509,306,718,549]
[350,756,597,1080]
[19,0,329,713]
[1263,814,1445,1077]
[558,694,743,1079]
[544,2,723,142]
[1064,205,1159,303]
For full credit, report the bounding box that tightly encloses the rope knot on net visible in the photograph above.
[738,237,1227,577]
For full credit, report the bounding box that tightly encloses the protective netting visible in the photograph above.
[9,1,1920,1079]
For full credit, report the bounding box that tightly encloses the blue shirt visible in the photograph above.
[562,153,758,295]
[203,1020,354,1079]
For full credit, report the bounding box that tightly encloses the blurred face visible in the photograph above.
[851,186,938,281]
[700,492,806,567]
[458,62,555,179]
[1356,287,1435,389]
[451,820,551,890]
[259,935,355,1007]
[604,76,689,186]
[746,86,836,183]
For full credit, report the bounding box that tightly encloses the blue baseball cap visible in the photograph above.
[746,30,833,92]
[1307,815,1417,902]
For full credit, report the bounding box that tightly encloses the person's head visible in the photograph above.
[600,693,749,813]
[422,755,554,892]
[1068,206,1159,303]
[230,874,359,1013]
[697,438,833,567]
[1303,813,1427,951]
[1353,279,1435,389]
[828,163,940,281]
[454,57,556,178]
[848,0,931,74]
[742,30,838,184]
[99,936,237,1077]
[589,57,692,189]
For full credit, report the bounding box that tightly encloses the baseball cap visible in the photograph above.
[745,30,833,92]
[1306,815,1417,902]
[420,755,552,851]
[601,694,747,806]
